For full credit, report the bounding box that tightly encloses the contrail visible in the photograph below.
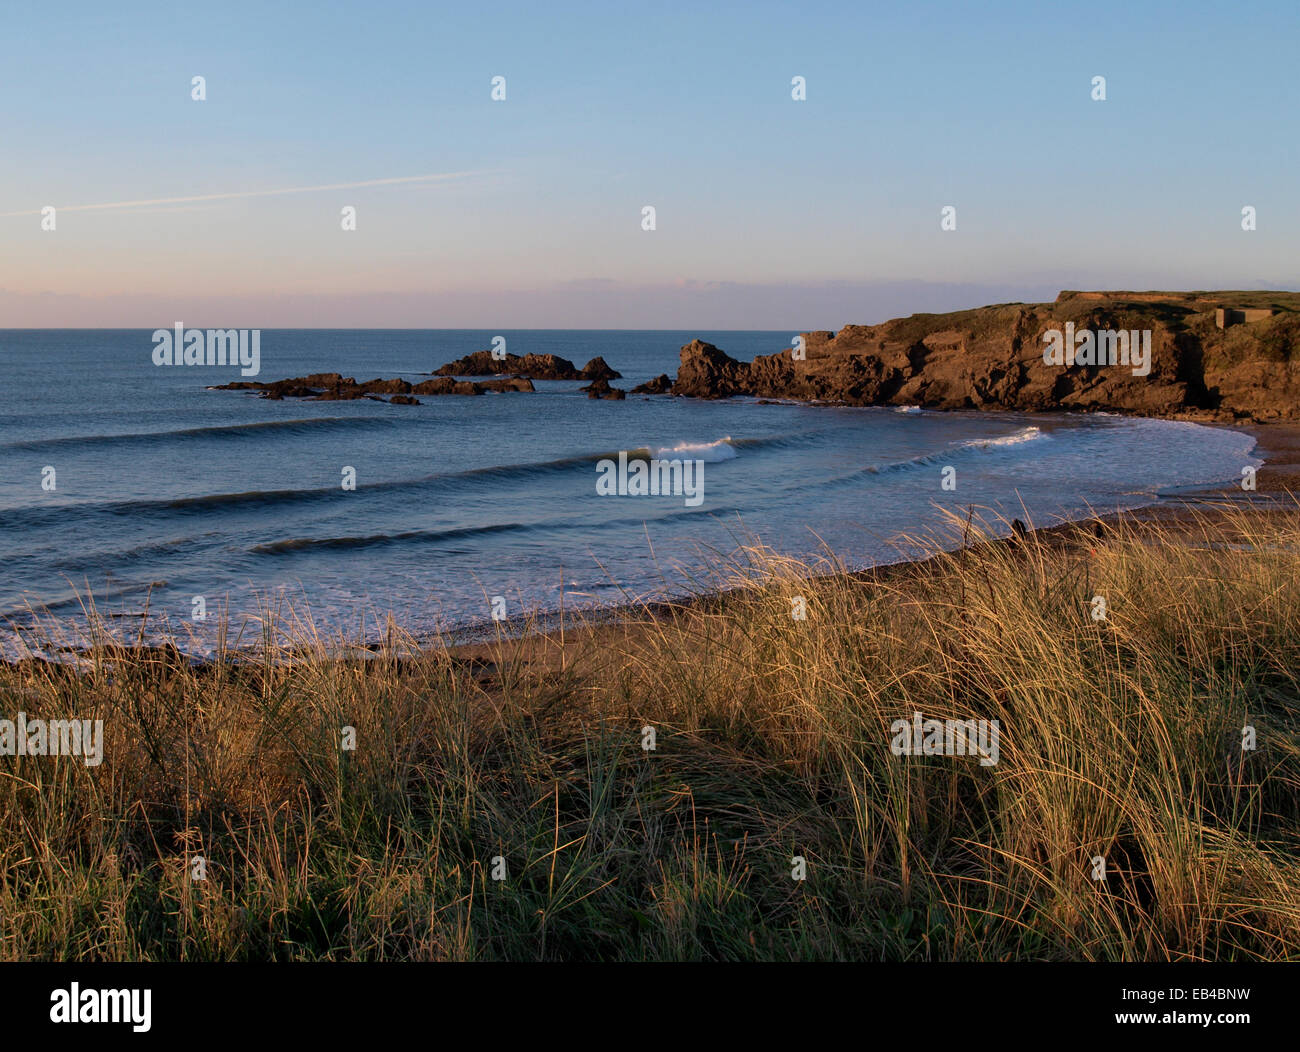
[0,171,493,217]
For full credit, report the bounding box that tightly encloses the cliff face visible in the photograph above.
[670,292,1300,422]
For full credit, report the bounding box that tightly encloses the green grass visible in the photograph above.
[2,502,1299,961]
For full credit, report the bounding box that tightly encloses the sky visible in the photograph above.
[1,0,1297,329]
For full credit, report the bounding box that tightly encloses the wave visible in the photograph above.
[50,533,212,572]
[2,416,393,453]
[0,578,170,620]
[648,436,739,463]
[0,434,778,530]
[251,504,745,558]
[426,431,801,483]
[251,521,529,554]
[471,434,752,479]
[954,425,1044,450]
[846,426,1049,479]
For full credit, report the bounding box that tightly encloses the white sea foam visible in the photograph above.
[650,436,738,463]
[958,425,1044,450]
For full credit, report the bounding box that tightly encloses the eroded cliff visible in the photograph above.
[670,291,1300,422]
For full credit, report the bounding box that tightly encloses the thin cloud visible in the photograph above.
[0,171,495,217]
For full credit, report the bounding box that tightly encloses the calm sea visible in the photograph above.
[0,329,1260,656]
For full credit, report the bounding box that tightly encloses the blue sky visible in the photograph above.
[2,0,1296,327]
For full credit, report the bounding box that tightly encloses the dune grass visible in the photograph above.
[2,501,1299,961]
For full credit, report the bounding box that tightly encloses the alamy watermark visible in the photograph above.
[890,711,1000,767]
[0,713,103,766]
[152,323,261,377]
[1043,322,1150,377]
[596,450,704,507]
[50,983,150,1032]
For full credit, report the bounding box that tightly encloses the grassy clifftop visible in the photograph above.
[802,291,1300,419]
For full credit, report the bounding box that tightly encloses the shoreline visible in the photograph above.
[5,416,1296,670]
[445,417,1298,666]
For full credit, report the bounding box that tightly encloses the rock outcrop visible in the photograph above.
[672,340,757,399]
[211,372,534,402]
[433,351,621,381]
[478,377,536,393]
[578,356,622,380]
[631,374,673,395]
[662,292,1300,422]
[580,377,627,400]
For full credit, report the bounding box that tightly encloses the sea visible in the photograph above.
[0,329,1261,657]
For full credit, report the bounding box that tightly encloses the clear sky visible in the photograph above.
[2,0,1296,328]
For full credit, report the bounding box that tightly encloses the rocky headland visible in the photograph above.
[666,291,1300,423]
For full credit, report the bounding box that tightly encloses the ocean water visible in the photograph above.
[0,329,1260,656]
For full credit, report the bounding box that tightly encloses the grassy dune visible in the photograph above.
[3,502,1300,961]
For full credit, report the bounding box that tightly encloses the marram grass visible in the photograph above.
[2,501,1299,961]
